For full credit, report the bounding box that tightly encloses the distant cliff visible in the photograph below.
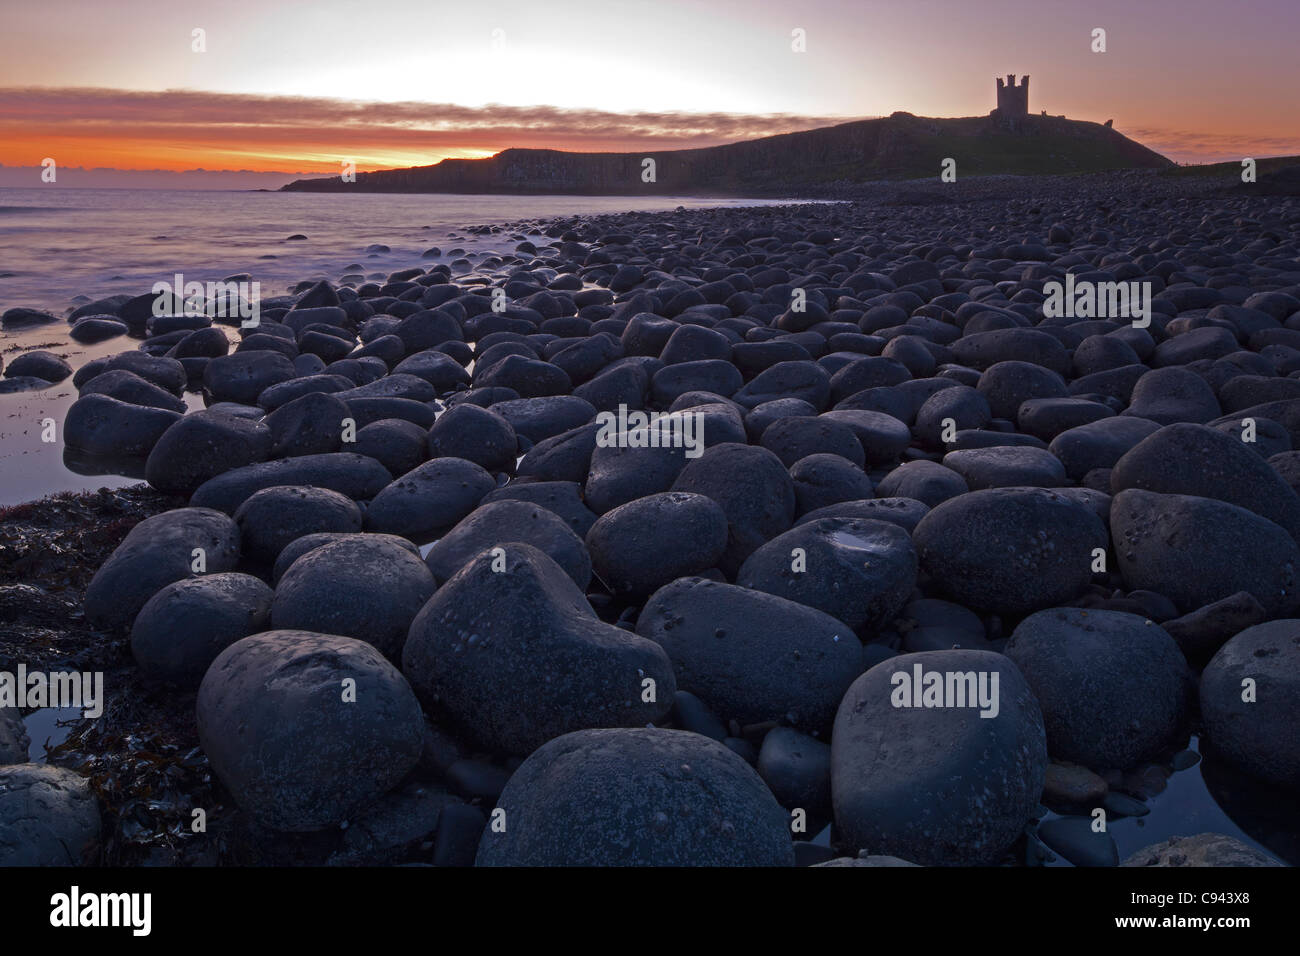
[280,112,1173,196]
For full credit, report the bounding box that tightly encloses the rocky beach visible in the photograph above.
[2,167,1298,868]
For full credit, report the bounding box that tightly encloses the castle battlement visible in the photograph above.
[994,74,1029,117]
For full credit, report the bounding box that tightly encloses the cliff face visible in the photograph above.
[280,113,1173,195]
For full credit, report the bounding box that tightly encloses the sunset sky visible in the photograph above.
[2,0,1296,187]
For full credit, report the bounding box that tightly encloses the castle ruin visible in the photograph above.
[993,74,1029,118]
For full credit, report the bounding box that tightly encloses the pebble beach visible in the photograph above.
[1,168,1298,867]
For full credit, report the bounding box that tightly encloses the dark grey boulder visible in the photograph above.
[898,597,989,653]
[874,459,968,507]
[265,390,348,458]
[584,433,690,515]
[271,530,420,584]
[976,361,1068,420]
[516,422,600,483]
[761,415,865,468]
[338,371,438,406]
[586,492,727,596]
[817,409,912,464]
[482,480,597,537]
[914,385,990,448]
[573,363,649,413]
[491,395,596,444]
[403,545,673,755]
[831,650,1047,865]
[131,572,273,687]
[1110,423,1300,543]
[1200,620,1300,792]
[394,309,463,352]
[365,457,495,540]
[426,403,518,473]
[351,418,429,478]
[475,728,794,866]
[745,397,818,441]
[757,726,832,815]
[0,764,101,865]
[393,350,472,393]
[190,452,393,514]
[197,631,425,831]
[233,485,363,564]
[954,329,1070,375]
[1111,489,1300,616]
[1017,397,1114,442]
[64,393,183,458]
[3,350,71,383]
[1211,414,1291,459]
[424,499,591,589]
[171,325,230,359]
[650,359,742,405]
[940,446,1066,490]
[913,488,1108,616]
[256,373,353,412]
[475,353,572,397]
[737,517,916,634]
[671,442,796,575]
[2,307,59,329]
[789,453,875,516]
[1162,591,1267,667]
[1005,608,1192,769]
[732,360,831,410]
[0,375,54,394]
[79,369,187,413]
[204,350,297,405]
[1048,416,1162,480]
[1123,367,1222,425]
[342,396,436,430]
[145,410,273,496]
[85,507,241,630]
[795,497,930,533]
[637,576,860,733]
[74,351,185,394]
[830,356,912,403]
[669,690,726,743]
[70,316,129,343]
[272,536,436,660]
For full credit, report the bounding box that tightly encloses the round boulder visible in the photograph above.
[1005,608,1192,769]
[585,492,727,596]
[912,488,1108,616]
[1200,620,1300,792]
[475,728,794,866]
[131,572,273,687]
[196,630,425,831]
[271,536,436,661]
[831,650,1047,865]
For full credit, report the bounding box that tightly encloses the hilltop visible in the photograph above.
[280,112,1173,197]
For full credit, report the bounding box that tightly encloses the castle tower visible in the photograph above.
[994,75,1029,117]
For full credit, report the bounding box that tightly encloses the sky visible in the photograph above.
[1,0,1296,188]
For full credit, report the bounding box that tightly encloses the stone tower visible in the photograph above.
[994,75,1029,117]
